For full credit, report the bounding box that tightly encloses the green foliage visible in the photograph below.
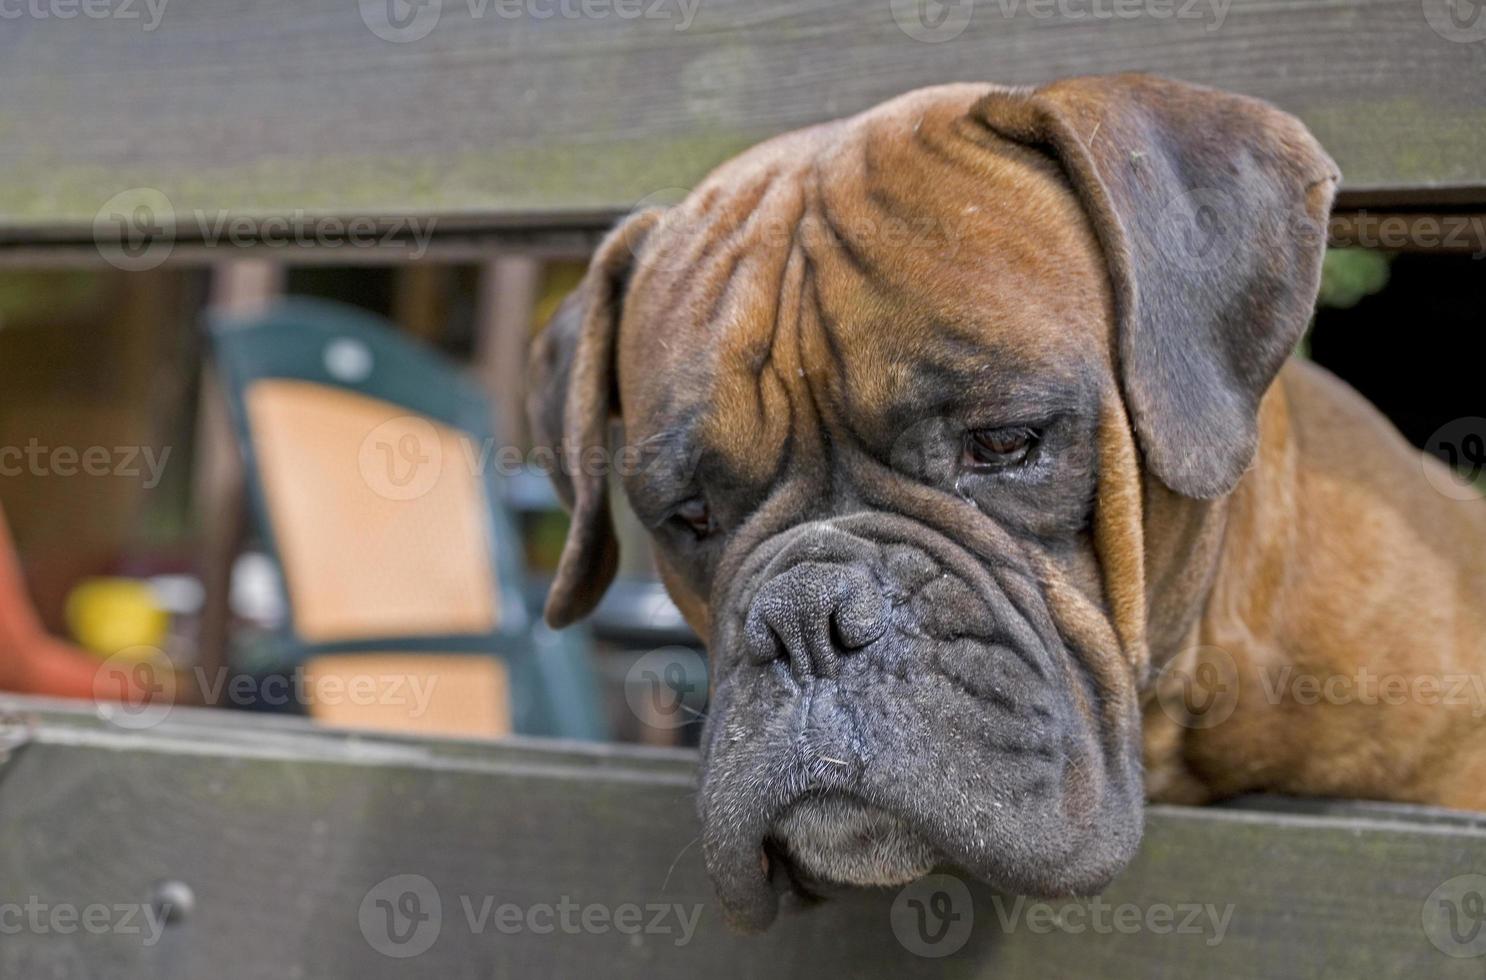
[1318,248,1391,310]
[0,271,103,325]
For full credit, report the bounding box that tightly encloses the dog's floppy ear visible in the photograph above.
[974,74,1339,498]
[527,210,662,627]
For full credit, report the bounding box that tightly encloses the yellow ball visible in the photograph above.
[65,578,169,659]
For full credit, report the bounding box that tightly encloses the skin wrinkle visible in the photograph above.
[812,185,873,283]
[674,102,1137,920]
[796,272,841,490]
[530,77,1486,932]
[689,169,781,277]
[701,250,747,339]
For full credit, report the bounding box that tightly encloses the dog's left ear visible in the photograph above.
[527,209,662,627]
[974,74,1339,498]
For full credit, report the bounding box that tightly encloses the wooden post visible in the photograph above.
[473,255,543,449]
[390,262,453,343]
[5,697,1486,979]
[191,259,282,705]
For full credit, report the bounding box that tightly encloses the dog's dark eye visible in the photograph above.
[964,426,1039,468]
[670,497,717,540]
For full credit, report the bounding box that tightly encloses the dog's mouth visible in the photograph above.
[694,515,1146,932]
[769,792,942,889]
[708,793,944,928]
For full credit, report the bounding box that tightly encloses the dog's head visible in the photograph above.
[529,74,1336,930]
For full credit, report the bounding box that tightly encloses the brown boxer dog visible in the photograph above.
[528,74,1486,931]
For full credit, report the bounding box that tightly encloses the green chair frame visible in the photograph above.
[208,297,607,740]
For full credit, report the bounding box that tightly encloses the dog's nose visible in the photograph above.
[742,562,888,679]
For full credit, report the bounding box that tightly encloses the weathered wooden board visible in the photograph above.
[2,696,1485,978]
[1,0,1484,249]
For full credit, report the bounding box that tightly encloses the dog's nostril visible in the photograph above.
[831,584,889,651]
[743,603,788,666]
[741,562,887,677]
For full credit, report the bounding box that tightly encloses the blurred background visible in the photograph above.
[0,256,712,746]
[1,246,1479,746]
[1,0,1482,750]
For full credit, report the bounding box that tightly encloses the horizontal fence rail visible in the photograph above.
[2,0,1486,251]
[2,697,1485,978]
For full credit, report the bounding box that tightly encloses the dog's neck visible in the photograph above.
[1144,360,1486,808]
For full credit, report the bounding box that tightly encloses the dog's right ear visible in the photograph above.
[974,74,1338,499]
[527,210,662,628]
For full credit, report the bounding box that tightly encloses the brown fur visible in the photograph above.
[1144,362,1486,808]
[529,73,1486,925]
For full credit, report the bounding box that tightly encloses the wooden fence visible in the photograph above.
[3,1,1486,976]
[1,0,1485,254]
[3,699,1486,978]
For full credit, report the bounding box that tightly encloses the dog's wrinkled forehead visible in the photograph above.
[615,85,1114,490]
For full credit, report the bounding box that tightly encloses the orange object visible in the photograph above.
[0,501,110,698]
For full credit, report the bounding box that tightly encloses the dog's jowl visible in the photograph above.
[529,73,1486,930]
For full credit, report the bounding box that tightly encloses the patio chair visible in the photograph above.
[208,298,606,740]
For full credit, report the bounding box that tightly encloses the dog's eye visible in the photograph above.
[964,426,1039,468]
[670,497,717,540]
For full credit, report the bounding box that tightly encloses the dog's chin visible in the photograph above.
[769,792,942,888]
